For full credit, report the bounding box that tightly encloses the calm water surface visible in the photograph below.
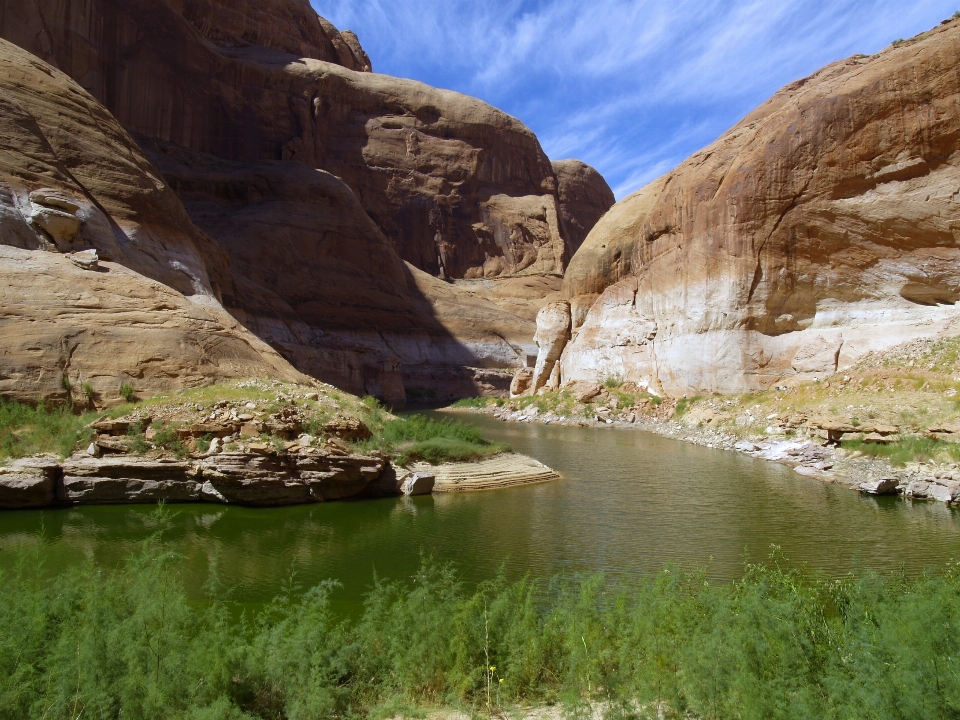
[2,411,960,612]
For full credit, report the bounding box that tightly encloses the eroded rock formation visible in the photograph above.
[552,159,616,259]
[553,20,960,396]
[0,41,302,403]
[0,0,614,404]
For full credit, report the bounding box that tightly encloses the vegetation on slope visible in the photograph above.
[0,380,507,466]
[457,335,960,466]
[1,530,958,720]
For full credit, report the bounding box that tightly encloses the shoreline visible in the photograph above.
[445,404,960,507]
[0,450,562,510]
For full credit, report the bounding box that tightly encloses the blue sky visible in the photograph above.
[315,1,959,199]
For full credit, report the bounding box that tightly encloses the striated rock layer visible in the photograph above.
[0,0,613,403]
[0,40,304,403]
[556,20,960,396]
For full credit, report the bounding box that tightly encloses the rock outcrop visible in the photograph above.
[412,453,560,492]
[556,20,960,396]
[0,0,615,404]
[552,159,616,259]
[0,0,624,403]
[0,40,305,402]
[531,302,571,393]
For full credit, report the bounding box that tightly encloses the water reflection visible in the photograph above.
[1,414,959,613]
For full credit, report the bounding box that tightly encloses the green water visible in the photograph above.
[2,411,960,613]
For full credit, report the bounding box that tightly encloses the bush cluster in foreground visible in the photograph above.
[2,528,959,720]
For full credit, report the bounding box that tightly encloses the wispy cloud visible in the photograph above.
[315,0,959,198]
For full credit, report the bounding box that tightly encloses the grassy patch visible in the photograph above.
[451,397,492,409]
[674,396,703,419]
[0,400,97,459]
[358,414,508,465]
[3,538,960,719]
[842,436,960,466]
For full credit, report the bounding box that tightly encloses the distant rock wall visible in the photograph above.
[552,159,615,260]
[556,20,960,396]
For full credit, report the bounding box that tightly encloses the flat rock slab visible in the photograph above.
[411,453,560,493]
[0,458,60,508]
[62,457,200,504]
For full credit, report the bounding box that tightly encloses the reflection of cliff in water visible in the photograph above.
[3,415,959,616]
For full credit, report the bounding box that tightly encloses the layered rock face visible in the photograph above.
[0,40,302,403]
[552,160,616,259]
[1,0,574,279]
[1,0,614,403]
[167,0,372,69]
[555,20,960,396]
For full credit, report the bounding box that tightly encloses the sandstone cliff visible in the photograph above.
[552,159,616,259]
[549,19,960,396]
[0,40,304,402]
[1,0,613,404]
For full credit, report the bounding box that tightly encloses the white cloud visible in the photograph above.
[315,0,960,198]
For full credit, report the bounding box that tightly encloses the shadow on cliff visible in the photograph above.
[0,0,513,406]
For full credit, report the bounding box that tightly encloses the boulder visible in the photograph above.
[928,483,954,503]
[322,417,372,442]
[575,383,603,403]
[0,458,59,508]
[510,368,534,397]
[903,479,933,499]
[401,472,436,496]
[67,249,99,270]
[862,433,894,444]
[858,477,900,495]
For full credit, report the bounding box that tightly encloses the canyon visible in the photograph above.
[0,0,612,406]
[3,0,960,415]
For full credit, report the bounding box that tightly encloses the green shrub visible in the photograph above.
[451,397,491,409]
[360,414,508,465]
[81,381,95,400]
[0,399,95,458]
[151,423,188,458]
[120,383,137,403]
[842,435,960,465]
[3,539,960,719]
[603,376,623,390]
[674,396,702,419]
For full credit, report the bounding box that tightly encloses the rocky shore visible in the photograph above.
[0,380,561,510]
[452,389,960,507]
[0,448,561,510]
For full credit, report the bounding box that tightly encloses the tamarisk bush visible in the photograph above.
[1,535,958,719]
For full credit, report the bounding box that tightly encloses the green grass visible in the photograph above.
[673,395,703,419]
[0,400,97,459]
[451,397,492,409]
[842,435,960,466]
[359,414,508,465]
[3,536,960,720]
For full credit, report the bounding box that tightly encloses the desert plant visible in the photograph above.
[120,383,137,403]
[674,396,702,419]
